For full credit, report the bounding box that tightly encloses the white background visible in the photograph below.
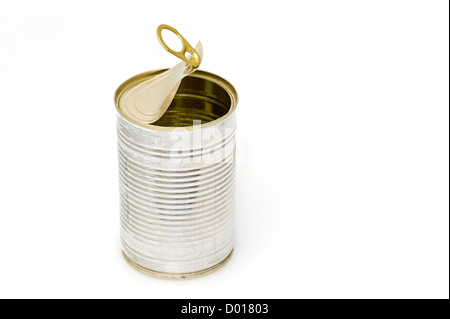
[0,0,448,299]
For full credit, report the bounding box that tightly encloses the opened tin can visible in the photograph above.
[114,66,238,279]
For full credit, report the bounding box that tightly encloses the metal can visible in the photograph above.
[114,69,238,279]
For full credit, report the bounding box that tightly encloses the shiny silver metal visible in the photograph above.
[115,69,238,279]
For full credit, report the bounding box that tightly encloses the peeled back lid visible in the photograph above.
[117,25,203,125]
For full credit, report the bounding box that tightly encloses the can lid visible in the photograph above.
[118,25,203,124]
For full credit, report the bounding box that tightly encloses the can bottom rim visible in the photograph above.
[122,250,234,280]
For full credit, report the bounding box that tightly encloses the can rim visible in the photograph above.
[122,249,233,280]
[114,69,238,131]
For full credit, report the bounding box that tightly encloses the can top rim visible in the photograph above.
[114,69,238,131]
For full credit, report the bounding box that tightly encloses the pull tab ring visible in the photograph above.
[156,24,201,68]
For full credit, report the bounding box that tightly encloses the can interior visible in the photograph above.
[152,75,232,127]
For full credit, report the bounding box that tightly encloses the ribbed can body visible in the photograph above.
[116,73,237,277]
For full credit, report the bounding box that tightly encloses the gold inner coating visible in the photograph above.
[152,75,231,127]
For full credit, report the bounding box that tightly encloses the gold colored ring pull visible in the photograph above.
[157,24,201,68]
